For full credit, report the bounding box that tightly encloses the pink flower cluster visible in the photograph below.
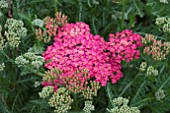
[42,22,142,87]
[108,30,143,63]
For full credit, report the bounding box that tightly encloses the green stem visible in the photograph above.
[54,0,58,13]
[73,93,78,111]
[79,0,82,22]
[121,0,127,30]
[120,73,141,96]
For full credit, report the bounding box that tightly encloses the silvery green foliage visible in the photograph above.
[0,0,8,8]
[147,0,170,17]
[4,18,27,48]
[112,97,129,107]
[107,97,140,113]
[0,63,5,72]
[83,100,95,113]
[39,86,54,99]
[48,87,73,113]
[32,19,44,28]
[155,89,165,101]
[15,52,44,75]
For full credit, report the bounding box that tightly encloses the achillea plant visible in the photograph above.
[43,22,143,86]
[40,19,143,112]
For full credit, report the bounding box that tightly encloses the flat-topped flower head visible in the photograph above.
[43,22,142,87]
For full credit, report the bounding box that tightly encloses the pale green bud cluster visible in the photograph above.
[146,66,158,76]
[0,26,6,50]
[160,0,168,4]
[0,0,8,8]
[48,87,73,113]
[112,97,129,107]
[39,86,54,99]
[163,42,170,55]
[4,18,27,48]
[32,19,44,28]
[107,97,140,113]
[139,62,147,72]
[15,52,44,75]
[15,56,29,67]
[108,105,140,113]
[143,34,170,61]
[43,68,62,82]
[155,89,165,101]
[0,63,5,72]
[82,81,100,100]
[15,52,44,68]
[155,17,170,33]
[83,100,95,113]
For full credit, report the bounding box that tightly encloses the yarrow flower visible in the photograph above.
[83,100,95,113]
[146,66,158,76]
[107,97,140,113]
[15,52,44,75]
[139,62,147,72]
[155,17,170,33]
[142,34,170,61]
[4,18,27,48]
[48,87,73,113]
[35,12,67,43]
[108,29,142,63]
[155,89,165,101]
[42,68,100,99]
[43,22,142,87]
[39,86,54,99]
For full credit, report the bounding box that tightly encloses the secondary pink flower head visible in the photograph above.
[107,29,143,63]
[43,22,142,87]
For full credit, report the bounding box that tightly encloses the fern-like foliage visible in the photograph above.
[146,0,170,17]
